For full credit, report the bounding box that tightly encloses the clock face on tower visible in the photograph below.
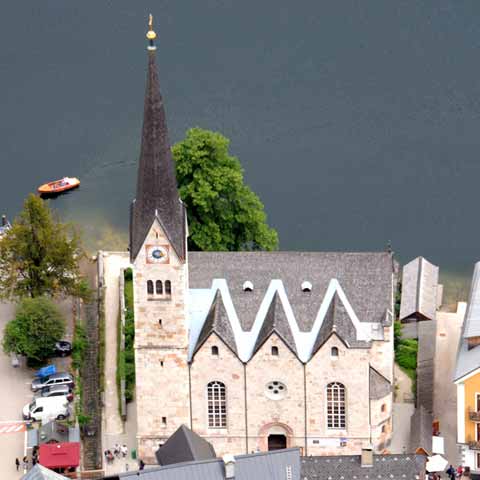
[145,244,170,264]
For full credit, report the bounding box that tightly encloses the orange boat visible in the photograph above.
[38,177,80,195]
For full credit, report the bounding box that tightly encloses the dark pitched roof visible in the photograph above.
[409,406,433,455]
[188,252,394,331]
[311,293,369,354]
[252,292,297,357]
[301,454,426,480]
[369,367,392,400]
[193,290,237,357]
[155,425,216,466]
[130,48,186,262]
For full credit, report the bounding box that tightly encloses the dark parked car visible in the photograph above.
[54,341,72,357]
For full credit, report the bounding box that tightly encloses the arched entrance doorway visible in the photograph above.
[258,423,293,451]
[268,434,287,450]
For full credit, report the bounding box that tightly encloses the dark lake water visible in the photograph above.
[1,1,480,301]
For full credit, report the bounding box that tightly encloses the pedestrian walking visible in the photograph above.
[15,458,19,471]
[22,456,28,471]
[139,459,145,470]
[114,443,121,458]
[446,465,455,480]
[121,444,128,458]
[457,465,464,478]
[107,450,114,464]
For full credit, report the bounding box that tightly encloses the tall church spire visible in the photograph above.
[130,15,186,262]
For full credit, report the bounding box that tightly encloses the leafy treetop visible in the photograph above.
[0,193,88,300]
[2,297,65,363]
[172,128,279,251]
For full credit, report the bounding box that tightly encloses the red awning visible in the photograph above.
[39,442,80,469]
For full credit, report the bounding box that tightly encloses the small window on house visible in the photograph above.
[272,346,279,356]
[165,280,172,295]
[155,232,159,239]
[381,425,386,433]
[331,347,339,357]
[162,417,167,425]
[243,281,253,292]
[211,346,219,356]
[147,280,154,295]
[381,403,386,413]
[156,280,163,295]
[301,281,312,292]
[158,319,163,327]
[160,360,164,367]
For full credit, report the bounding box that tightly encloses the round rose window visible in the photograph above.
[265,381,287,400]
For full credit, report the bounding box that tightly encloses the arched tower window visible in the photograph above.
[271,346,279,356]
[207,381,227,428]
[331,346,339,357]
[165,280,172,295]
[156,280,163,294]
[147,280,154,295]
[326,382,346,429]
[211,346,219,356]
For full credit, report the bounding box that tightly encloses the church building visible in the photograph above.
[130,18,396,462]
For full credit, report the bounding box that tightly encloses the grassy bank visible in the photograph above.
[394,321,418,392]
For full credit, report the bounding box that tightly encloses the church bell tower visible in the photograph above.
[130,15,190,462]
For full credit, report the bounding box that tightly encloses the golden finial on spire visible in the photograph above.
[146,13,157,50]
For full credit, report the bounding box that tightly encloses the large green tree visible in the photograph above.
[3,297,65,362]
[0,194,88,300]
[173,128,279,251]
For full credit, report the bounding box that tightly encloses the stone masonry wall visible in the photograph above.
[134,220,190,462]
[190,334,246,456]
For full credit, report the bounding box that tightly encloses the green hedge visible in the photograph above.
[123,269,135,402]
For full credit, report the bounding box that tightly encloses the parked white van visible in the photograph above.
[22,397,69,422]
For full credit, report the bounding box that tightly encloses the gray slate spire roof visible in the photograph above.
[193,290,237,357]
[130,45,186,262]
[252,292,297,357]
[155,424,216,466]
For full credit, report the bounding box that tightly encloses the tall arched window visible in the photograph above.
[147,280,154,295]
[156,280,163,295]
[326,382,346,429]
[165,280,172,295]
[207,381,227,428]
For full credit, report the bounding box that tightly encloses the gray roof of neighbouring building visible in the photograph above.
[455,262,480,381]
[369,366,392,400]
[155,425,216,466]
[130,45,186,262]
[301,454,425,480]
[108,448,301,480]
[400,257,439,321]
[22,464,68,480]
[409,405,433,455]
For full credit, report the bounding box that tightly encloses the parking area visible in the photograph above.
[0,299,75,478]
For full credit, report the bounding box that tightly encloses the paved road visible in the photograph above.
[0,301,32,479]
[433,303,467,466]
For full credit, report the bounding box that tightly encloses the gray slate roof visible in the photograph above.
[252,292,297,357]
[301,454,425,480]
[311,292,369,354]
[22,464,68,480]
[409,406,433,455]
[193,291,237,357]
[455,262,480,381]
[130,48,186,262]
[109,448,301,480]
[400,257,439,321]
[369,367,392,400]
[189,252,394,331]
[155,425,216,466]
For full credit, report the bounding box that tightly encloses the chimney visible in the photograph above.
[223,454,235,479]
[1,215,6,226]
[360,445,373,468]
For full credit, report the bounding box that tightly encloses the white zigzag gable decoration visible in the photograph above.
[188,278,377,363]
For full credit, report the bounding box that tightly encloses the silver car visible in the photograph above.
[31,373,74,392]
[37,384,73,401]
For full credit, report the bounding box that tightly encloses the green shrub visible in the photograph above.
[72,322,87,371]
